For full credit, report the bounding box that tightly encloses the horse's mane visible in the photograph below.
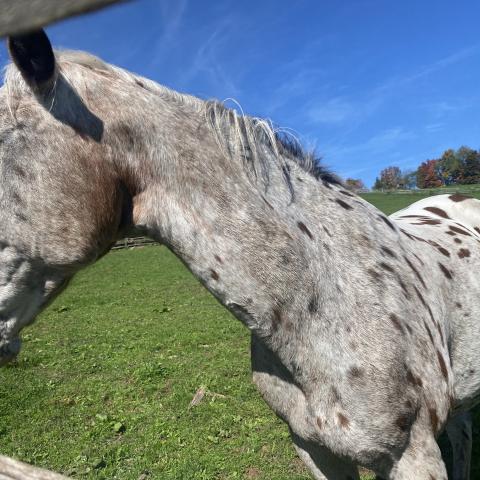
[2,49,341,188]
[205,101,341,188]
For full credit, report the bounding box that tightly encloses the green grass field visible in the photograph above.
[0,192,479,479]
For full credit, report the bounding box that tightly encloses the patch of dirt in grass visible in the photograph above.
[245,466,261,478]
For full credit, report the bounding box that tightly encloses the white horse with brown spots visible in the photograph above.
[0,30,478,479]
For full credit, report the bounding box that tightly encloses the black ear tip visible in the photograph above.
[8,29,55,89]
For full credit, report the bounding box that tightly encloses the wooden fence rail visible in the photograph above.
[0,455,70,480]
[0,0,126,37]
[370,188,480,195]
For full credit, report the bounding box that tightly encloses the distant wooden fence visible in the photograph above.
[112,236,158,250]
[369,188,480,196]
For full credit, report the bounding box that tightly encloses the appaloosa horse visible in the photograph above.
[1,30,478,479]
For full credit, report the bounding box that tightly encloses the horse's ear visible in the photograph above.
[8,29,56,94]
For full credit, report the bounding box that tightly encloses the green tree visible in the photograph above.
[457,146,480,184]
[435,149,460,185]
[400,170,417,189]
[379,166,402,190]
[345,178,366,191]
[373,177,384,190]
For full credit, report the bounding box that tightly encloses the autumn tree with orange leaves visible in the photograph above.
[416,159,442,188]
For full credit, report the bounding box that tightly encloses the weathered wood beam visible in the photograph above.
[0,455,70,480]
[0,0,127,37]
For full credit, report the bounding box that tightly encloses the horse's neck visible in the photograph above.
[125,105,380,337]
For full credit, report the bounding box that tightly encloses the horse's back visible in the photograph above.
[390,193,480,233]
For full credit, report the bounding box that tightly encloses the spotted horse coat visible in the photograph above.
[0,31,478,480]
[252,195,478,480]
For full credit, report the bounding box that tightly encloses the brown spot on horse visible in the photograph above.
[423,206,450,219]
[437,350,449,380]
[400,229,416,240]
[449,193,472,202]
[438,262,453,279]
[390,313,405,334]
[336,199,353,210]
[261,195,274,210]
[423,320,434,345]
[368,269,382,281]
[413,253,424,265]
[412,218,441,226]
[381,246,397,258]
[449,225,472,236]
[404,256,426,288]
[406,369,423,387]
[337,412,350,428]
[271,307,282,331]
[396,414,411,432]
[348,366,364,379]
[413,286,427,307]
[379,262,395,273]
[308,294,319,313]
[458,248,471,258]
[396,276,409,298]
[297,221,314,240]
[429,407,439,433]
[436,247,450,257]
[378,215,396,231]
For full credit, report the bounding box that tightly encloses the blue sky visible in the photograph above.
[1,0,480,187]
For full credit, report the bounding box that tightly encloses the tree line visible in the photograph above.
[372,146,480,190]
